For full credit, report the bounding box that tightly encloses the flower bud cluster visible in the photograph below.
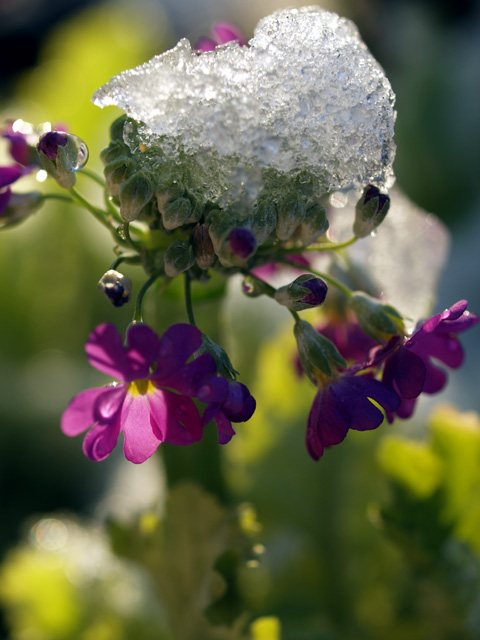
[100,118,332,279]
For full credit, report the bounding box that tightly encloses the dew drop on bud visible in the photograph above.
[70,134,89,171]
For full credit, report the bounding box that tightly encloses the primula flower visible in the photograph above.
[371,300,478,420]
[196,21,247,52]
[61,322,215,463]
[306,372,400,460]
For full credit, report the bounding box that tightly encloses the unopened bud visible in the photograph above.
[100,139,131,166]
[164,240,196,277]
[37,131,88,188]
[298,202,329,245]
[109,115,127,141]
[0,191,42,228]
[228,227,257,259]
[119,172,153,222]
[276,193,306,240]
[161,197,192,230]
[104,157,134,197]
[241,274,275,298]
[353,185,390,238]
[349,291,404,339]
[275,274,328,311]
[97,269,132,307]
[294,320,346,382]
[251,198,277,244]
[192,223,215,270]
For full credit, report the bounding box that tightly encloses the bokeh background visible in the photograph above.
[1,0,480,638]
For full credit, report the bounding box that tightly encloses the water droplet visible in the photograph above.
[329,191,348,208]
[70,134,89,171]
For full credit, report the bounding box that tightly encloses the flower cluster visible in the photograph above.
[61,323,255,463]
[301,301,477,460]
[2,10,477,467]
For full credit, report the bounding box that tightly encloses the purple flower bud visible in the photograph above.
[196,21,246,52]
[301,277,328,306]
[37,131,68,160]
[228,227,257,259]
[353,184,390,237]
[97,270,132,307]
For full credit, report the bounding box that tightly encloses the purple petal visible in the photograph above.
[197,376,229,405]
[154,324,202,378]
[85,323,131,381]
[83,420,121,462]
[93,384,126,421]
[222,381,256,422]
[214,412,236,444]
[37,131,68,160]
[211,21,246,46]
[121,393,163,463]
[155,353,217,395]
[0,164,23,188]
[412,333,464,369]
[383,346,426,399]
[0,188,11,215]
[159,390,204,445]
[309,387,350,449]
[196,37,217,52]
[61,387,110,436]
[348,375,400,413]
[125,323,161,378]
[332,378,385,432]
[422,360,448,394]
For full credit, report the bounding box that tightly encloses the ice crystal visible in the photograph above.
[93,6,396,202]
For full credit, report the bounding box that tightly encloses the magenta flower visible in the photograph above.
[371,300,478,421]
[1,122,39,167]
[0,164,33,216]
[61,322,216,463]
[196,21,247,52]
[306,373,400,460]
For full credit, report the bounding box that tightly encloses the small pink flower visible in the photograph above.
[196,21,247,52]
[61,322,217,463]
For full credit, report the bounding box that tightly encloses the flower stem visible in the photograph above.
[304,235,358,252]
[41,193,75,204]
[109,254,141,271]
[184,272,197,326]
[68,187,113,232]
[133,273,161,322]
[78,167,107,188]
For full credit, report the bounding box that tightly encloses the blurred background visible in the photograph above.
[1,0,480,638]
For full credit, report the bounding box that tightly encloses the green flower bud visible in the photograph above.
[100,138,130,165]
[119,171,153,222]
[349,291,404,340]
[251,198,277,245]
[297,202,329,245]
[164,240,196,277]
[275,274,328,311]
[192,223,215,270]
[161,197,192,230]
[104,156,134,197]
[294,320,346,383]
[353,185,390,238]
[97,269,132,307]
[109,115,127,141]
[0,192,43,228]
[37,131,89,188]
[276,193,306,241]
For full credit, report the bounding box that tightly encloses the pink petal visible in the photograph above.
[154,389,203,445]
[86,323,131,381]
[211,21,246,46]
[121,393,162,463]
[83,419,121,461]
[94,384,127,420]
[61,387,109,436]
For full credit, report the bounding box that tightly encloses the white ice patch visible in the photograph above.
[93,6,396,198]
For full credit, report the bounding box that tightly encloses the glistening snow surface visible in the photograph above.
[93,6,396,194]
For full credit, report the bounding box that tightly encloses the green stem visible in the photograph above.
[303,235,358,252]
[184,272,197,326]
[41,193,75,204]
[133,273,161,323]
[279,258,353,298]
[78,167,107,188]
[68,187,113,232]
[109,254,141,271]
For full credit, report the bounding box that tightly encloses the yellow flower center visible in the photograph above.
[128,379,156,396]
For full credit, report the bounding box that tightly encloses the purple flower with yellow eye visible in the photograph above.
[196,21,247,52]
[61,322,217,463]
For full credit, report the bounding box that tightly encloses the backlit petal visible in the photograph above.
[61,387,109,436]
